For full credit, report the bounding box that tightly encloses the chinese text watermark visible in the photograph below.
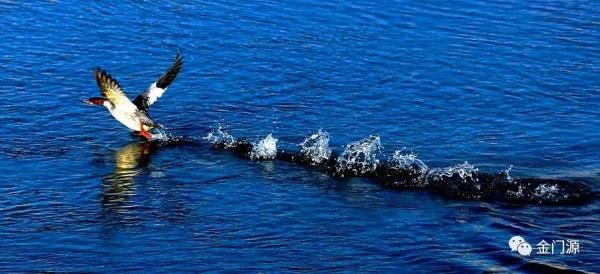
[509,236,580,256]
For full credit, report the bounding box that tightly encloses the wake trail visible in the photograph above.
[150,127,595,206]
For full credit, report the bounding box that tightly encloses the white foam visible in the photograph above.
[250,133,278,160]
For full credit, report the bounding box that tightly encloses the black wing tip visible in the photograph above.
[173,49,184,69]
[93,67,103,78]
[93,67,108,79]
[93,67,121,88]
[155,51,184,89]
[93,67,105,88]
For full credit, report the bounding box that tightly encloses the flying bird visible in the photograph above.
[84,52,183,140]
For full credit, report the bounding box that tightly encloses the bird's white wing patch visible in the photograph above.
[132,52,183,111]
[144,82,167,106]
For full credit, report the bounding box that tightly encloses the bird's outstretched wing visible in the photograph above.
[133,51,183,111]
[94,68,137,112]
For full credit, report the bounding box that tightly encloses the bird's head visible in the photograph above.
[83,97,109,107]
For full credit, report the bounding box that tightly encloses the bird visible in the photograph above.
[84,51,183,140]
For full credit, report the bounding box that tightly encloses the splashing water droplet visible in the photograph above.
[336,135,382,175]
[390,148,429,172]
[429,161,479,182]
[250,133,278,160]
[203,127,236,148]
[299,129,332,165]
[151,127,172,141]
[534,184,562,200]
[387,148,430,185]
[505,164,514,183]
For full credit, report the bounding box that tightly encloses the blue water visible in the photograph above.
[1,1,599,272]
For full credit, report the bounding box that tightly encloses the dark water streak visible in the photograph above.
[153,135,596,206]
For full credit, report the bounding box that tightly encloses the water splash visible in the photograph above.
[335,135,382,176]
[429,161,479,182]
[390,149,429,173]
[426,161,489,199]
[533,184,562,200]
[151,127,172,141]
[250,133,278,160]
[511,184,525,198]
[505,164,514,183]
[148,127,592,205]
[299,129,332,165]
[203,127,236,148]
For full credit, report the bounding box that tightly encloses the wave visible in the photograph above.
[153,128,596,206]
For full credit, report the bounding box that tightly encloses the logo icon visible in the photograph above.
[509,236,525,252]
[517,241,532,256]
[509,236,531,256]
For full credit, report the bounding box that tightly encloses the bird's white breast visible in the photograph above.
[105,104,141,131]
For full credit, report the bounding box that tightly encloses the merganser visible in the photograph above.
[84,52,183,140]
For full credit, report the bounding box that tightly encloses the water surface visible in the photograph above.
[0,1,598,272]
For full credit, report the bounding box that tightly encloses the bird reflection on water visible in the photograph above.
[99,140,193,227]
[100,141,158,225]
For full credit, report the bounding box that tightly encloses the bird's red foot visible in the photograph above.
[139,124,153,141]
